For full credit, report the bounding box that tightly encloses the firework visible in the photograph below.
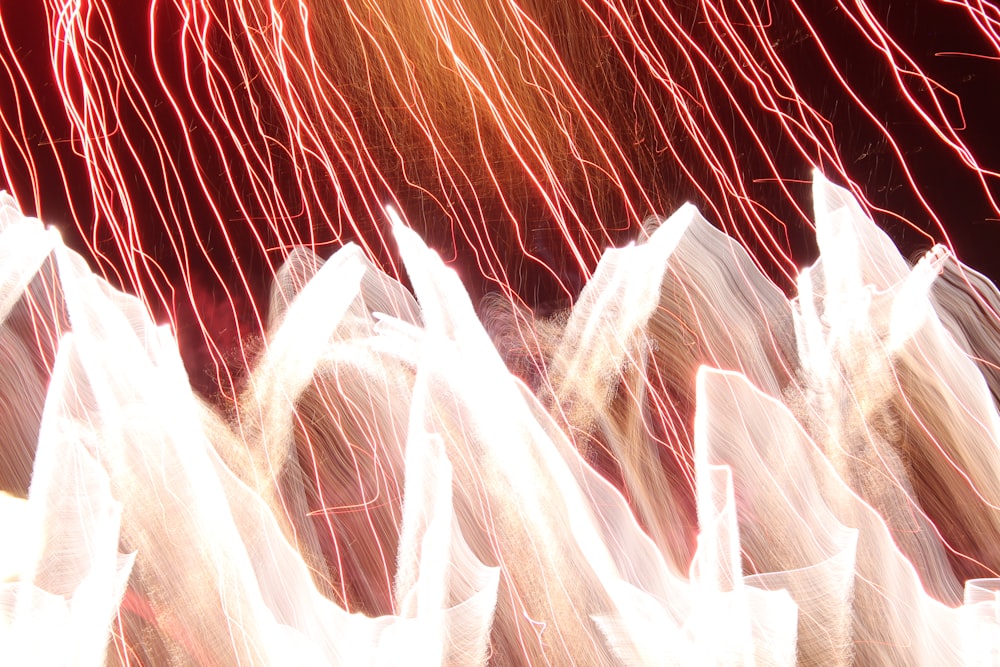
[1,1,1000,665]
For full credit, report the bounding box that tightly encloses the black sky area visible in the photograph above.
[0,1,998,393]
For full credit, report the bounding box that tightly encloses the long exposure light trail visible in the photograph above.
[1,0,1000,665]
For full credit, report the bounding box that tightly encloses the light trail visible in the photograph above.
[1,1,1000,664]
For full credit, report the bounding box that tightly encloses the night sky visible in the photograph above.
[0,1,997,392]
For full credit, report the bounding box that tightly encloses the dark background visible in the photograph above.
[0,1,997,393]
